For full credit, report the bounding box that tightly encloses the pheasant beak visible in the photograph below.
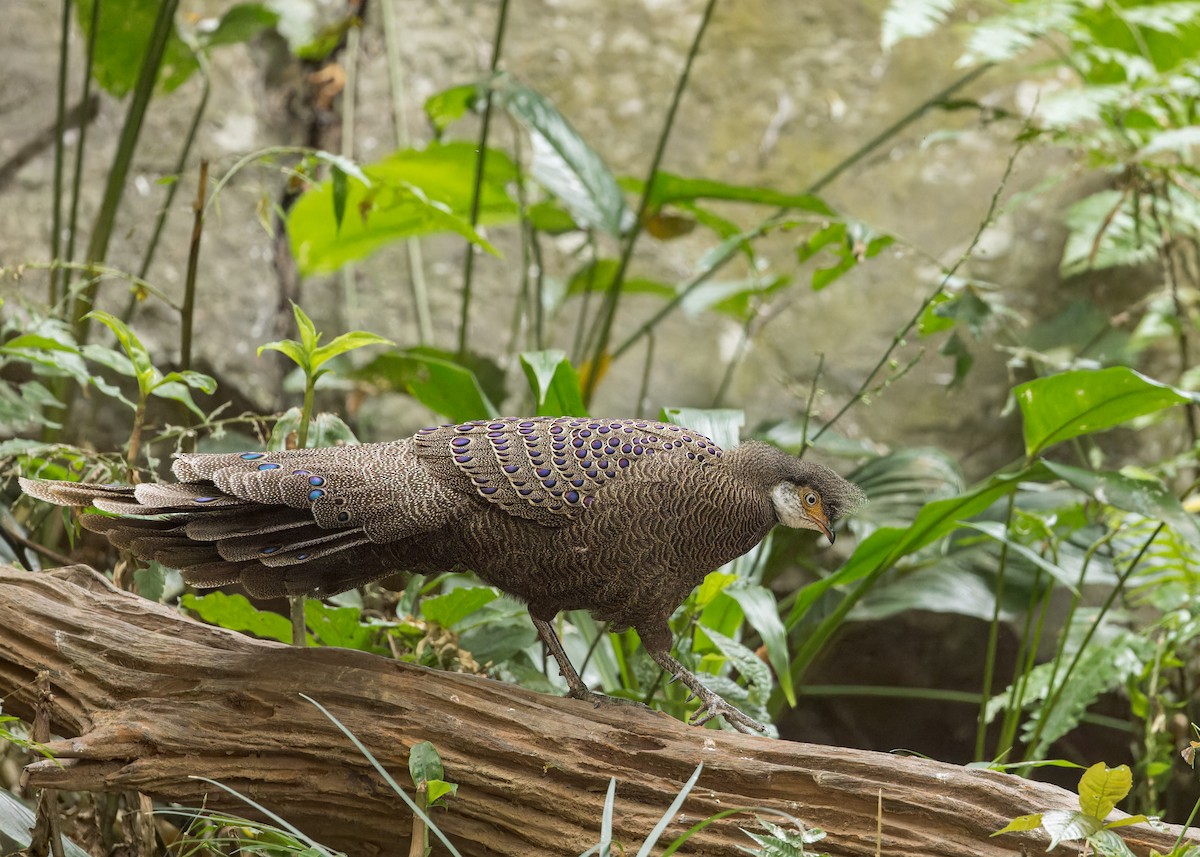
[814,516,835,545]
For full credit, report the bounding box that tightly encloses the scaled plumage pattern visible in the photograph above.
[21,416,865,733]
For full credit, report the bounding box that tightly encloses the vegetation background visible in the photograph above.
[1,0,1199,853]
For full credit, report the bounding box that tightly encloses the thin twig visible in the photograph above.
[457,0,511,358]
[583,0,719,404]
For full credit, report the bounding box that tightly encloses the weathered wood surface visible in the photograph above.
[0,565,1191,855]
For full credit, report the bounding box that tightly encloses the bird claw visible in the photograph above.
[685,693,769,735]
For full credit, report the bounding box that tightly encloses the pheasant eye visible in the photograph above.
[804,492,817,506]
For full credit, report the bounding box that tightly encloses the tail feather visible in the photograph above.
[18,477,134,507]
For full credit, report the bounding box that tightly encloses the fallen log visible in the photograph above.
[0,565,1190,855]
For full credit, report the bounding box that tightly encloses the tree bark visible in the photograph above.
[0,565,1191,856]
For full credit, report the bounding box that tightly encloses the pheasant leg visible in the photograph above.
[647,650,768,735]
[530,615,646,710]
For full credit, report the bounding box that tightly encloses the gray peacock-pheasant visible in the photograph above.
[20,416,865,733]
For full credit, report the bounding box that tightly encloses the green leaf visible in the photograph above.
[199,3,280,50]
[498,78,632,237]
[424,83,481,137]
[289,143,517,274]
[148,380,206,419]
[1041,809,1103,849]
[1044,462,1200,549]
[304,601,381,652]
[331,165,348,232]
[76,0,199,94]
[85,311,153,384]
[958,521,1081,593]
[352,349,498,423]
[426,779,457,806]
[633,172,836,217]
[1014,367,1198,457]
[157,370,218,394]
[519,350,587,417]
[310,331,395,373]
[728,585,795,706]
[1078,762,1132,820]
[0,791,91,857]
[181,592,295,643]
[660,407,744,450]
[133,564,165,603]
[992,812,1045,836]
[258,338,308,369]
[421,587,499,628]
[679,275,792,320]
[408,741,445,785]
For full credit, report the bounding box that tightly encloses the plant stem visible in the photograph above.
[63,0,100,303]
[338,15,362,331]
[124,69,212,324]
[1023,524,1164,761]
[457,1,510,359]
[72,0,181,344]
[181,159,209,372]
[298,374,315,449]
[381,0,433,345]
[49,0,72,305]
[974,491,1016,761]
[582,0,718,405]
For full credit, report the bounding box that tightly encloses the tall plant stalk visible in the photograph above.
[49,0,73,305]
[71,0,181,344]
[582,0,719,405]
[457,0,510,359]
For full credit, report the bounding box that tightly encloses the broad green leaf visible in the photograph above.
[77,0,199,94]
[421,586,499,628]
[85,311,153,381]
[519,350,587,417]
[258,338,308,369]
[498,78,632,237]
[958,521,1081,593]
[310,331,395,372]
[0,791,91,857]
[149,380,207,420]
[134,564,165,602]
[701,628,772,703]
[158,370,218,394]
[852,564,1001,623]
[695,571,736,609]
[796,221,894,291]
[728,585,795,706]
[1078,762,1131,820]
[630,172,836,217]
[424,83,481,137]
[661,407,744,449]
[697,591,745,644]
[199,3,280,49]
[1088,828,1139,857]
[1041,809,1103,849]
[426,779,457,806]
[1044,461,1200,548]
[408,741,445,785]
[181,592,295,643]
[992,812,1044,836]
[352,349,498,423]
[304,601,381,652]
[1014,367,1198,457]
[292,303,319,351]
[289,143,517,274]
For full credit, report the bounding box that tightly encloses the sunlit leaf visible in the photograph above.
[498,78,632,237]
[76,0,199,95]
[520,350,587,417]
[352,349,498,423]
[421,587,499,628]
[632,172,836,216]
[661,407,744,449]
[408,740,445,786]
[1041,809,1103,849]
[991,812,1044,836]
[181,591,295,643]
[1014,367,1198,457]
[1078,762,1132,819]
[289,143,517,274]
[424,82,481,137]
[199,3,280,49]
[881,0,958,50]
